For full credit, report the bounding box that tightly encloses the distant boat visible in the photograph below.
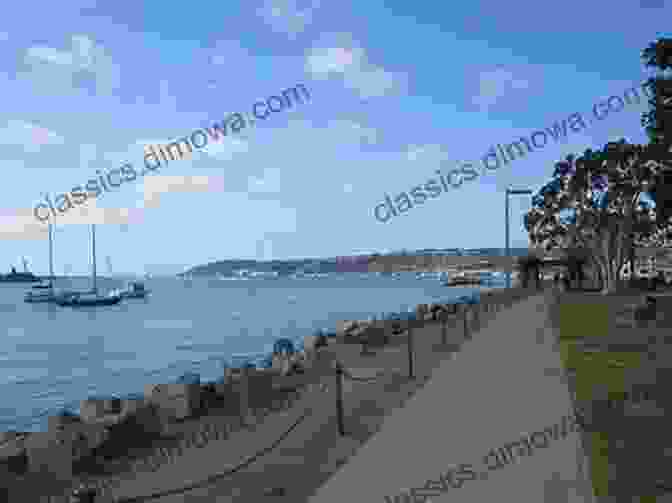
[24,224,78,303]
[0,260,40,283]
[443,271,482,286]
[112,280,150,299]
[57,224,122,308]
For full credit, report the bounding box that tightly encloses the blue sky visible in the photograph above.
[0,0,669,275]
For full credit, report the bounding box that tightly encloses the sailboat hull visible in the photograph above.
[56,295,122,307]
[24,293,56,303]
[25,291,79,304]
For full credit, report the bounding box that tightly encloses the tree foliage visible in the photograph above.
[641,37,672,146]
[524,140,672,292]
[524,38,672,293]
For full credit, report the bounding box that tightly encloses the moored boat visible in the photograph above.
[0,266,40,283]
[24,224,79,303]
[56,291,121,307]
[56,224,123,308]
[442,271,482,286]
[112,281,150,299]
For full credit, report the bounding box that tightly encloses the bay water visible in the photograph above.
[0,274,502,432]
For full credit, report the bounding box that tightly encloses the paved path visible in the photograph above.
[310,291,596,503]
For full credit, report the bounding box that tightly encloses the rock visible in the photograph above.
[264,486,286,496]
[80,399,106,424]
[359,324,388,347]
[48,410,81,432]
[0,432,20,443]
[26,427,84,481]
[119,398,144,420]
[338,320,359,336]
[70,484,97,503]
[125,402,167,435]
[144,383,163,402]
[147,383,202,421]
[303,334,328,353]
[0,433,27,462]
[272,354,292,376]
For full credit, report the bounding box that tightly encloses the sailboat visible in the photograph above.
[25,226,56,302]
[56,224,122,307]
[24,225,77,303]
[0,257,40,283]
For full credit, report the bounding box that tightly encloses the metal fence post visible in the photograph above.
[335,361,345,436]
[440,311,448,346]
[407,320,415,379]
[240,367,249,426]
[463,305,469,339]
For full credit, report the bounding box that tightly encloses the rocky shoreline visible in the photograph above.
[0,286,532,502]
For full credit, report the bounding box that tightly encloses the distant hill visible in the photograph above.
[179,248,533,277]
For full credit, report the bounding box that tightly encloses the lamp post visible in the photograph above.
[505,188,533,288]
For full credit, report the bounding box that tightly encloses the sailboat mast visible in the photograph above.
[48,224,54,289]
[92,224,97,294]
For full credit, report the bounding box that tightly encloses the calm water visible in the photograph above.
[0,274,502,432]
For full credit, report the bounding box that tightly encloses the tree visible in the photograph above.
[524,141,668,294]
[641,38,672,147]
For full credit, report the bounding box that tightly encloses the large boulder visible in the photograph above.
[25,422,109,481]
[47,410,80,432]
[271,354,293,376]
[303,333,328,353]
[122,401,167,435]
[146,383,202,421]
[25,431,73,482]
[119,397,144,420]
[358,323,388,348]
[79,399,106,423]
[0,433,27,464]
[337,320,360,336]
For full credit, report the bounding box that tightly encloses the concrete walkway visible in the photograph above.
[310,291,595,503]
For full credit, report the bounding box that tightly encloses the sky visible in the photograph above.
[0,0,669,276]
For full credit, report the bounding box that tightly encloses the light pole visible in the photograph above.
[505,188,533,288]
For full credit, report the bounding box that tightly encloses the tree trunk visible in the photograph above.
[599,257,621,294]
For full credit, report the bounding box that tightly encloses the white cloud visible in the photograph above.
[329,119,378,144]
[405,144,450,164]
[202,136,250,161]
[79,143,98,169]
[472,67,530,111]
[21,34,120,94]
[307,47,362,75]
[0,199,146,238]
[247,167,282,194]
[0,120,65,153]
[306,41,404,99]
[142,175,225,209]
[257,0,320,38]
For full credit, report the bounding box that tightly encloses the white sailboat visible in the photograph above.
[56,224,122,307]
[24,224,76,303]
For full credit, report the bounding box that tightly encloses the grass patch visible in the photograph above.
[558,299,647,498]
[559,303,609,339]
